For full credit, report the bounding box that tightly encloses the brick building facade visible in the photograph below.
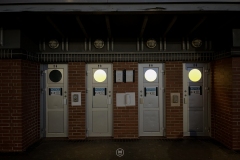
[0,0,240,152]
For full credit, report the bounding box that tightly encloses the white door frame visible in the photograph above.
[46,64,68,137]
[138,63,165,136]
[183,63,211,136]
[86,64,113,137]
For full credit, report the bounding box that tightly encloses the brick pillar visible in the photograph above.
[113,62,138,138]
[165,62,183,138]
[232,57,240,150]
[68,62,86,139]
[0,59,40,152]
[211,57,240,150]
[21,60,40,150]
[211,58,233,148]
[0,60,23,151]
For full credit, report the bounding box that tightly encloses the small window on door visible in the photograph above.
[49,70,62,83]
[144,68,158,83]
[188,69,202,82]
[93,69,107,83]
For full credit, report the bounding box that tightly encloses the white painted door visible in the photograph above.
[138,63,164,136]
[46,64,68,137]
[183,63,210,136]
[86,64,113,137]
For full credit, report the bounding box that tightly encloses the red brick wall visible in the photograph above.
[1,59,239,150]
[68,62,86,139]
[165,62,183,138]
[232,57,240,150]
[113,62,138,138]
[0,60,23,151]
[21,60,40,150]
[211,58,233,148]
[0,59,40,152]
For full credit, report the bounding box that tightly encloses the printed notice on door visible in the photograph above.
[189,86,201,95]
[49,88,62,96]
[94,87,106,96]
[146,87,156,96]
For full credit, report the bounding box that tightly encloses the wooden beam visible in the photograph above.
[163,16,177,37]
[187,16,207,36]
[46,16,64,38]
[76,16,88,38]
[139,16,148,38]
[105,16,112,38]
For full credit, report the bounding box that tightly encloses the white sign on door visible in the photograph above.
[49,87,62,96]
[146,87,157,96]
[94,87,106,96]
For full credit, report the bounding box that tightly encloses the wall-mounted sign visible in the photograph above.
[49,87,62,96]
[125,70,134,82]
[171,93,180,106]
[71,92,81,106]
[116,92,135,107]
[115,70,123,82]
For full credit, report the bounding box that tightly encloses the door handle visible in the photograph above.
[140,98,144,104]
[108,97,111,105]
[184,98,187,104]
[64,98,67,105]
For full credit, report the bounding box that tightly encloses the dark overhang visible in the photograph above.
[0,0,240,12]
[0,0,239,58]
[0,0,240,4]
